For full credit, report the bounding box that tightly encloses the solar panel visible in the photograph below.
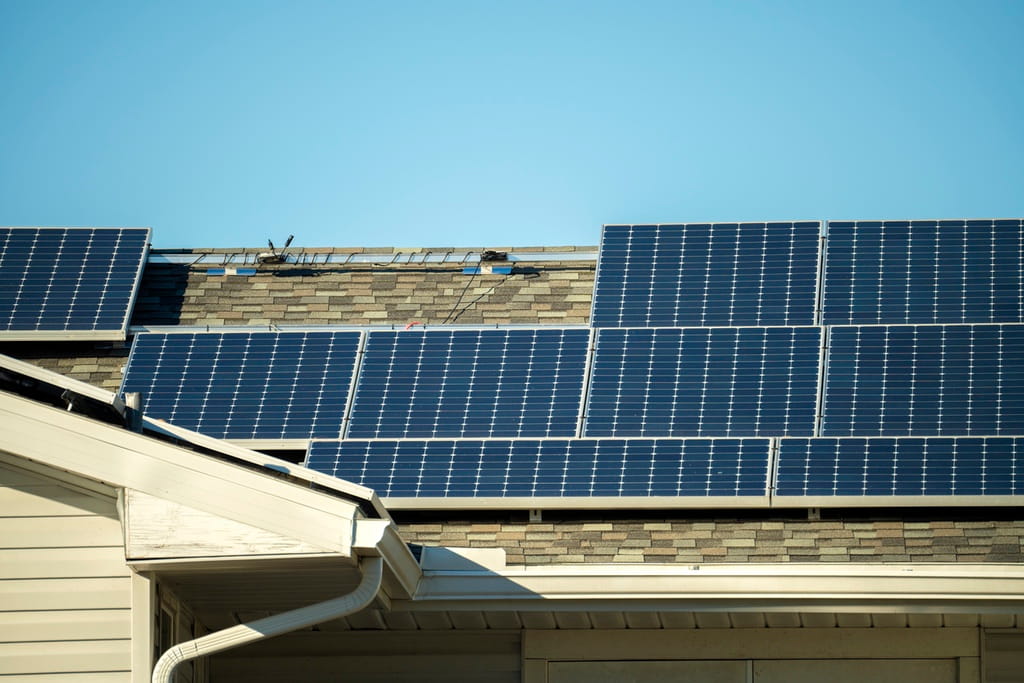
[584,327,821,437]
[345,329,589,439]
[591,222,821,328]
[306,438,771,505]
[0,227,150,340]
[775,437,1024,501]
[822,219,1024,325]
[821,324,1024,437]
[120,331,361,442]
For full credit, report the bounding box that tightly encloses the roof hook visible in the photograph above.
[258,235,294,264]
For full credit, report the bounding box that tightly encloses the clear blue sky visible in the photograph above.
[1,1,1022,249]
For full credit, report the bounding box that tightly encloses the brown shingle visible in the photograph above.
[132,256,596,328]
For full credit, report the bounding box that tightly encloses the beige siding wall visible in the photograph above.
[209,631,521,683]
[525,629,981,683]
[983,631,1024,683]
[0,463,131,681]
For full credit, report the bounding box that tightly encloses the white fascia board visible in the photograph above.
[142,417,389,520]
[0,353,125,412]
[225,438,311,451]
[382,495,770,510]
[405,563,1024,614]
[0,330,128,341]
[1,391,357,554]
[772,494,1024,507]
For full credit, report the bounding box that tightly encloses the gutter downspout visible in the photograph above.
[151,556,384,683]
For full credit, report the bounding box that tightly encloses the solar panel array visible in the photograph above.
[346,329,589,438]
[585,327,821,438]
[307,438,771,501]
[97,217,1023,506]
[592,222,821,328]
[120,331,361,440]
[822,324,1024,437]
[0,227,150,339]
[776,437,1024,497]
[822,219,1024,325]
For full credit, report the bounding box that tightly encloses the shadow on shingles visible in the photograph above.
[131,264,189,325]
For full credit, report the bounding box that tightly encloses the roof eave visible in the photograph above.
[405,562,1024,614]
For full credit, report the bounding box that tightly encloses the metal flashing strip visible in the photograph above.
[129,323,592,335]
[149,249,598,266]
[204,267,258,276]
[222,438,311,450]
[462,265,514,275]
[380,495,771,510]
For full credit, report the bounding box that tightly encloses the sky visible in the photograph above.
[1,1,1022,250]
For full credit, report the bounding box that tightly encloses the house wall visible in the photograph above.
[0,462,133,681]
[523,628,982,683]
[983,631,1024,682]
[202,626,1024,683]
[207,631,521,683]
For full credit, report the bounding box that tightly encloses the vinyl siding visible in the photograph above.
[984,631,1024,683]
[209,631,521,683]
[0,463,131,681]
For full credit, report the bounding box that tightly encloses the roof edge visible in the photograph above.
[408,562,1024,614]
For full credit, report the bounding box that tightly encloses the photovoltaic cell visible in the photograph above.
[776,437,1024,497]
[584,327,821,437]
[120,331,360,440]
[0,227,150,337]
[306,438,771,499]
[591,222,821,328]
[821,324,1024,436]
[822,219,1024,325]
[345,329,589,438]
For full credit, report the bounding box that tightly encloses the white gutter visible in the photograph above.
[407,561,1024,614]
[152,555,383,683]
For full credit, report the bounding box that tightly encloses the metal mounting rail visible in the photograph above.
[149,249,598,266]
[128,323,591,334]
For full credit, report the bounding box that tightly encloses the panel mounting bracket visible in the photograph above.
[529,509,543,523]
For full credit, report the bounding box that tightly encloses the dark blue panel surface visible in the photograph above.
[120,331,360,439]
[822,324,1024,436]
[584,327,821,437]
[592,222,821,327]
[776,437,1024,496]
[307,438,771,498]
[0,227,150,334]
[822,219,1024,325]
[346,329,589,438]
